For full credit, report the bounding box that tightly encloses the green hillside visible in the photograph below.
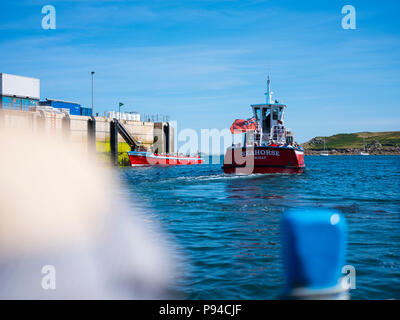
[302,131,400,150]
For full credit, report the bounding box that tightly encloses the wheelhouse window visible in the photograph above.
[272,108,278,121]
[262,108,271,133]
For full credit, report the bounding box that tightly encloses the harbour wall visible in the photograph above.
[0,109,174,155]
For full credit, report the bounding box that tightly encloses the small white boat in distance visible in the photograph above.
[360,137,369,155]
[320,137,329,156]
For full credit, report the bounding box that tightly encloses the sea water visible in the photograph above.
[119,155,400,299]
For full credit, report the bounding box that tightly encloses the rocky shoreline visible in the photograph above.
[304,147,400,156]
[302,138,400,155]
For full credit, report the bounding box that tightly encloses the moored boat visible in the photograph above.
[128,150,203,166]
[360,137,369,155]
[320,137,329,156]
[222,77,305,174]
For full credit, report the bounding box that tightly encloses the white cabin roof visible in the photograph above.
[251,103,286,108]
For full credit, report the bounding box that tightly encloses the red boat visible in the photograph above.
[222,77,305,174]
[128,150,203,166]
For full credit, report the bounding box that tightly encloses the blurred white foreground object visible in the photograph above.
[0,127,175,299]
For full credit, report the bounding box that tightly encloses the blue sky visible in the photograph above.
[1,0,399,146]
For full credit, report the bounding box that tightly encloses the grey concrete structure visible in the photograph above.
[0,109,174,156]
[153,122,174,154]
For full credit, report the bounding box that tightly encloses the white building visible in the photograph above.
[106,111,140,121]
[0,73,40,111]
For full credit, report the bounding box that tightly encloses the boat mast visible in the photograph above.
[261,76,272,144]
[265,76,273,104]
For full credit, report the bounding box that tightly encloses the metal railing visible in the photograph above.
[141,114,170,123]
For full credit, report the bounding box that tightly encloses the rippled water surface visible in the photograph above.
[119,155,400,299]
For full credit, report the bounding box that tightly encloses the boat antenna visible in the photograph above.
[265,75,273,104]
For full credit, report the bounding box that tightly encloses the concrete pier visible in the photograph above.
[87,116,96,153]
[153,122,174,154]
[0,109,174,163]
[109,119,118,166]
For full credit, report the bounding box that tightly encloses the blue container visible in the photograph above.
[52,101,80,109]
[40,100,82,116]
[80,107,93,117]
[69,105,81,115]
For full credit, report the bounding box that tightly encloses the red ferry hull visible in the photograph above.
[222,146,305,174]
[128,151,203,166]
